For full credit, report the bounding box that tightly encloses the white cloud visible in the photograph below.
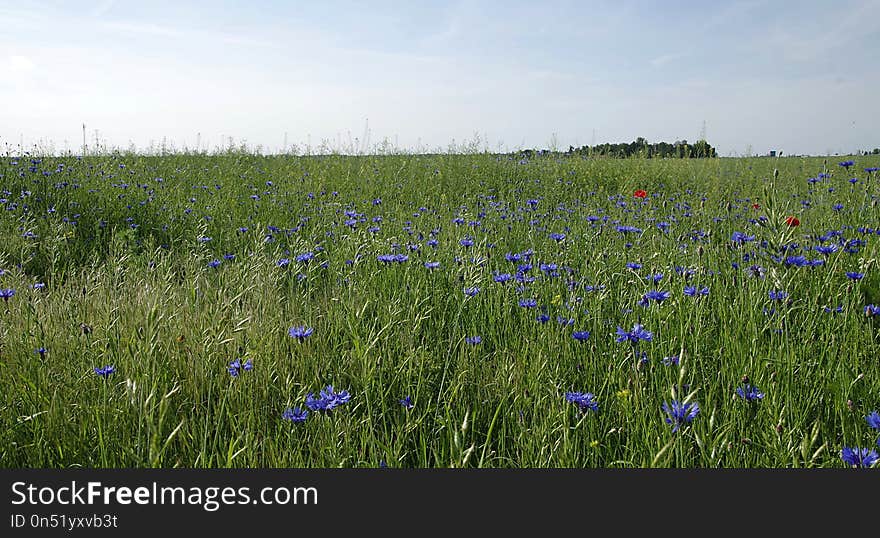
[701,0,766,32]
[7,55,36,72]
[91,0,116,18]
[650,53,687,69]
[99,20,187,38]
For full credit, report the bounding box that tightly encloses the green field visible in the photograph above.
[1,152,878,468]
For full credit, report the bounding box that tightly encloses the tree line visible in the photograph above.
[517,137,718,159]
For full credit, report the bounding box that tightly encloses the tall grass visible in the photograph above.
[1,152,878,467]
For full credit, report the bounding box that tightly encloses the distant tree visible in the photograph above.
[693,139,714,158]
[525,137,717,159]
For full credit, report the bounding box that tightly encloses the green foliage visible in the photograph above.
[520,137,718,159]
[0,152,877,468]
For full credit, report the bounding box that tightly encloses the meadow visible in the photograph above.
[1,150,878,468]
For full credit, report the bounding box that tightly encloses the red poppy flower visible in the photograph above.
[634,189,647,199]
[752,203,760,210]
[785,216,800,227]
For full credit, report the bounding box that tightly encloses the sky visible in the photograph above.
[2,0,879,157]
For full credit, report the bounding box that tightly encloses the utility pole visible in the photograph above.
[82,123,87,156]
[699,120,707,141]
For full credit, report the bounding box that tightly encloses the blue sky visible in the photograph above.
[2,0,879,156]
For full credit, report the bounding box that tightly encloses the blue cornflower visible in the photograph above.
[305,392,329,411]
[565,391,599,412]
[207,259,221,269]
[224,253,235,261]
[731,231,755,243]
[0,288,15,301]
[646,273,664,283]
[277,258,290,267]
[288,326,314,341]
[838,160,855,169]
[845,271,864,280]
[282,407,308,423]
[683,286,709,297]
[35,347,47,357]
[735,384,765,402]
[866,411,880,431]
[323,385,350,407]
[519,298,538,308]
[815,245,838,255]
[662,400,700,432]
[642,290,671,303]
[539,263,558,273]
[572,331,591,341]
[536,314,550,323]
[424,261,440,269]
[840,447,879,468]
[459,237,474,247]
[493,273,512,283]
[400,396,414,409]
[94,365,115,378]
[768,290,789,301]
[662,355,680,366]
[465,335,482,345]
[305,385,351,411]
[227,359,253,377]
[615,324,653,344]
[295,252,314,263]
[784,255,809,267]
[625,262,642,270]
[745,264,765,279]
[866,304,879,316]
[549,232,566,242]
[463,286,480,297]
